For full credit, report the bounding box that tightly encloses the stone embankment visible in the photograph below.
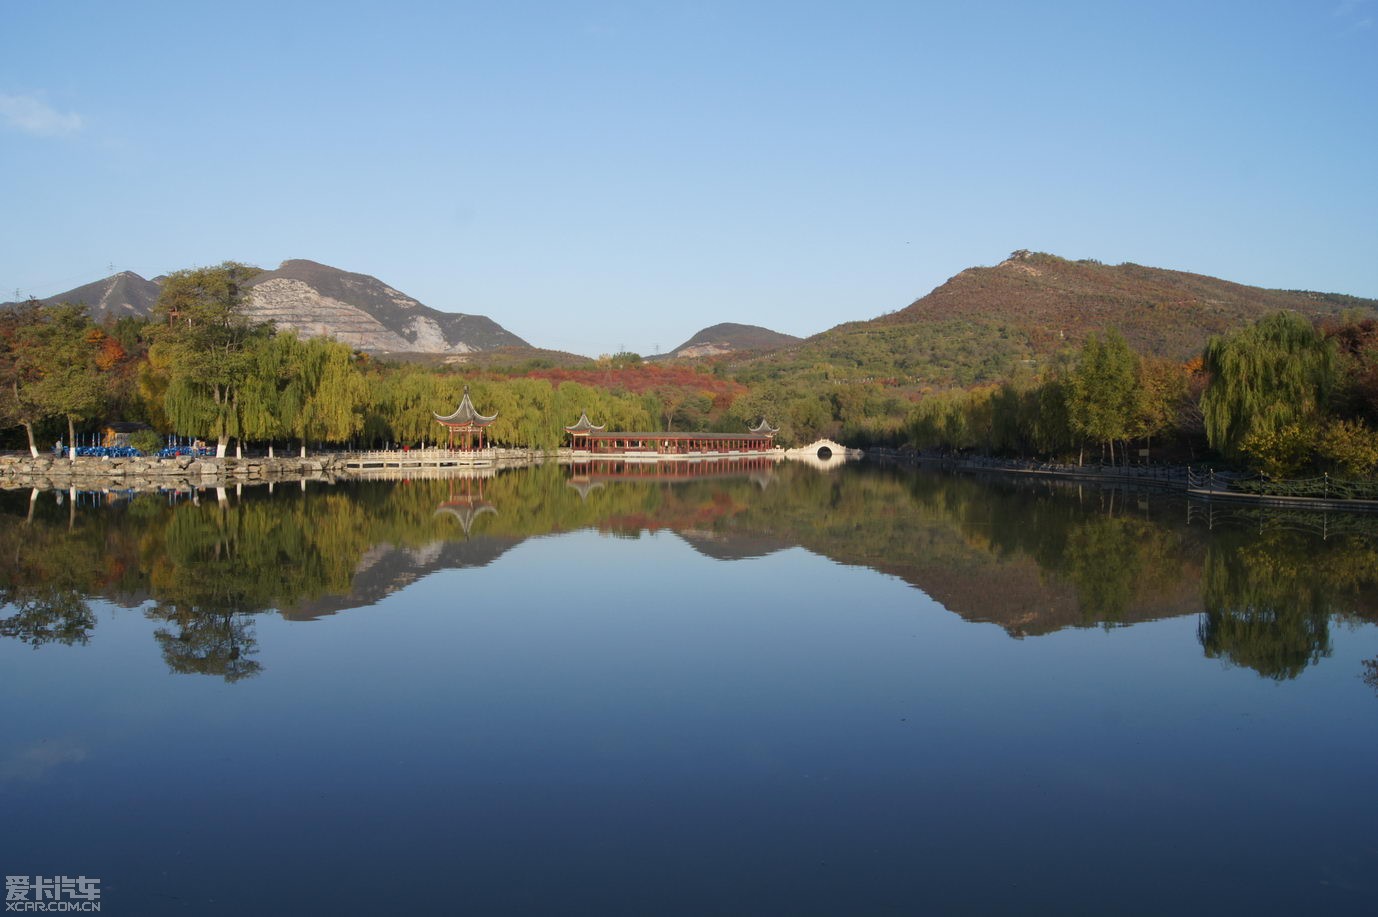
[0,453,348,491]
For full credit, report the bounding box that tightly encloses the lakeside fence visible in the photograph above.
[870,451,1378,514]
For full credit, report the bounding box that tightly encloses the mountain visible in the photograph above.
[662,322,801,359]
[3,259,531,355]
[242,259,529,355]
[2,271,163,321]
[743,251,1378,387]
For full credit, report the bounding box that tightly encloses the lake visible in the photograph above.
[2,461,1376,915]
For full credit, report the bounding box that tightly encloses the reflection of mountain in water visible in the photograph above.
[281,537,522,621]
[676,530,795,562]
[3,462,1377,683]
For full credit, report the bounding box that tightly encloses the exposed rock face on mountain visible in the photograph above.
[4,259,530,355]
[242,260,529,354]
[665,322,800,359]
[2,271,163,320]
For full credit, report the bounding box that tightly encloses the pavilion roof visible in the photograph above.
[564,411,607,433]
[747,418,779,435]
[434,386,497,427]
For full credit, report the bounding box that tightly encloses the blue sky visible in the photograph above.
[2,1,1375,356]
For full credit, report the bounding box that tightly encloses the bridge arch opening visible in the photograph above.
[816,446,833,460]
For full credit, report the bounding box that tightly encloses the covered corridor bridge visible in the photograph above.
[566,414,779,456]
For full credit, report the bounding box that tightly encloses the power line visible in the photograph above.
[6,262,124,300]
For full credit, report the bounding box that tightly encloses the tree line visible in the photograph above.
[1,264,669,456]
[3,260,1375,474]
[905,312,1378,477]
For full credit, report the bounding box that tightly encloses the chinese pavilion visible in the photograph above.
[747,418,780,437]
[563,411,607,451]
[434,386,497,451]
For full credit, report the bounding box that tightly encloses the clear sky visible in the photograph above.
[2,1,1375,357]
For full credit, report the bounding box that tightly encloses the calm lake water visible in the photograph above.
[2,461,1376,915]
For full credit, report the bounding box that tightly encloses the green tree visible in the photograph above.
[0,301,47,456]
[24,304,108,460]
[1201,311,1336,463]
[1066,330,1139,465]
[1033,373,1074,456]
[1316,418,1378,477]
[1239,422,1319,478]
[236,332,295,452]
[1133,356,1189,460]
[147,262,269,457]
[269,337,367,454]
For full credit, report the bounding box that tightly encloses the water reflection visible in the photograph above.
[2,463,1377,684]
[433,476,498,537]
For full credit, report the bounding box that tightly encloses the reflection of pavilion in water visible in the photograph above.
[433,475,497,537]
[566,454,778,498]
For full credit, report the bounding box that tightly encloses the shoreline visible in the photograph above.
[0,446,789,491]
[864,449,1378,514]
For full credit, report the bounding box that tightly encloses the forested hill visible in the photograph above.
[740,251,1378,388]
[663,322,800,359]
[889,250,1375,359]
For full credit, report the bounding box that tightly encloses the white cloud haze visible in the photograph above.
[0,92,82,136]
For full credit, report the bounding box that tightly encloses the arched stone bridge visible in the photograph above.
[783,439,864,470]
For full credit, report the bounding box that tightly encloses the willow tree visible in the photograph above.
[233,332,296,455]
[146,262,268,458]
[287,338,367,454]
[364,367,448,447]
[1201,311,1336,463]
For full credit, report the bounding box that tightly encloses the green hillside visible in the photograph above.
[738,251,1378,388]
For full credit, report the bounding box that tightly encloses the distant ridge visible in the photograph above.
[884,250,1376,359]
[744,251,1378,387]
[2,259,531,356]
[664,322,800,359]
[1,271,162,321]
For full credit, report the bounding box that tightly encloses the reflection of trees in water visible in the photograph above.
[1196,529,1378,680]
[882,472,1196,628]
[4,466,1378,684]
[0,492,119,647]
[0,591,95,647]
[1362,659,1378,694]
[152,607,262,682]
[890,472,1378,679]
[1053,515,1182,624]
[138,492,382,682]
